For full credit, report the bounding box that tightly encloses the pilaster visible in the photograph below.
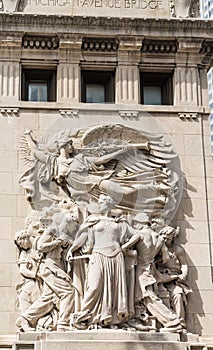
[174,38,203,107]
[57,34,82,103]
[0,32,22,102]
[116,36,142,104]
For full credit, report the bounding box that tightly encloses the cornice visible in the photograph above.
[0,13,212,38]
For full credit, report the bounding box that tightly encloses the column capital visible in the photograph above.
[58,34,83,50]
[177,38,203,53]
[118,36,143,51]
[58,34,83,63]
[117,36,143,65]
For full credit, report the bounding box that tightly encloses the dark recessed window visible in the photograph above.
[81,70,115,103]
[21,68,56,102]
[141,72,173,105]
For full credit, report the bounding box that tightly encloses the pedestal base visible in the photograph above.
[14,331,192,350]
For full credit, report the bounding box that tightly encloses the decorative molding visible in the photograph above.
[0,32,22,47]
[0,108,19,118]
[82,37,119,52]
[141,39,177,54]
[0,14,212,34]
[59,34,82,50]
[59,109,79,118]
[178,38,202,53]
[22,35,59,50]
[178,112,198,120]
[119,110,139,119]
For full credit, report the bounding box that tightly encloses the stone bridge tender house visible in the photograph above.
[0,0,213,348]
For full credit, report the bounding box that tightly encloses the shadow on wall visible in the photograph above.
[174,175,205,335]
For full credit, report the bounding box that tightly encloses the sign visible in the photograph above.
[19,0,170,18]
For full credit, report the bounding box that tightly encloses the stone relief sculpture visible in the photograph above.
[16,123,189,333]
[132,214,183,332]
[20,124,179,221]
[16,202,79,332]
[172,0,200,17]
[156,226,192,328]
[15,230,42,321]
[66,194,143,330]
[0,0,4,11]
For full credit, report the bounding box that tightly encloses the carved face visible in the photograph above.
[161,230,176,245]
[15,231,31,250]
[151,219,164,232]
[98,195,115,213]
[63,142,73,154]
[133,222,144,230]
[59,198,75,210]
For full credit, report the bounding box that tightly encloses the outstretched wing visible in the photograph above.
[19,133,37,167]
[81,123,181,222]
[81,123,177,172]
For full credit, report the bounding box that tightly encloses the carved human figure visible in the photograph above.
[66,195,142,329]
[21,129,132,201]
[157,226,191,327]
[16,214,77,332]
[20,125,177,221]
[132,213,183,332]
[174,0,199,17]
[15,230,42,318]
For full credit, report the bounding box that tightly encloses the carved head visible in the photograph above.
[98,194,116,213]
[151,218,165,232]
[132,212,150,229]
[159,225,179,244]
[15,230,32,250]
[53,137,74,155]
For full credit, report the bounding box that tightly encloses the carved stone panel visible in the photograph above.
[15,122,190,334]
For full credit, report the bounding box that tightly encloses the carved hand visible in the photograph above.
[23,128,32,135]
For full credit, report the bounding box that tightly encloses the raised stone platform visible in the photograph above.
[13,331,195,350]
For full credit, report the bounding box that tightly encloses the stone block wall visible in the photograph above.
[0,14,212,338]
[0,107,212,336]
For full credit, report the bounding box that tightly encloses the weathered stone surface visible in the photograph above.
[15,0,171,19]
[0,0,212,343]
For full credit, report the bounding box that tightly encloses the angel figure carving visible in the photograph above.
[19,123,180,222]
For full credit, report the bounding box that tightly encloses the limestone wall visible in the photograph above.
[0,14,212,337]
[0,106,212,336]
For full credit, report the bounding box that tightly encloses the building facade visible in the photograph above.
[200,0,213,157]
[0,0,213,346]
